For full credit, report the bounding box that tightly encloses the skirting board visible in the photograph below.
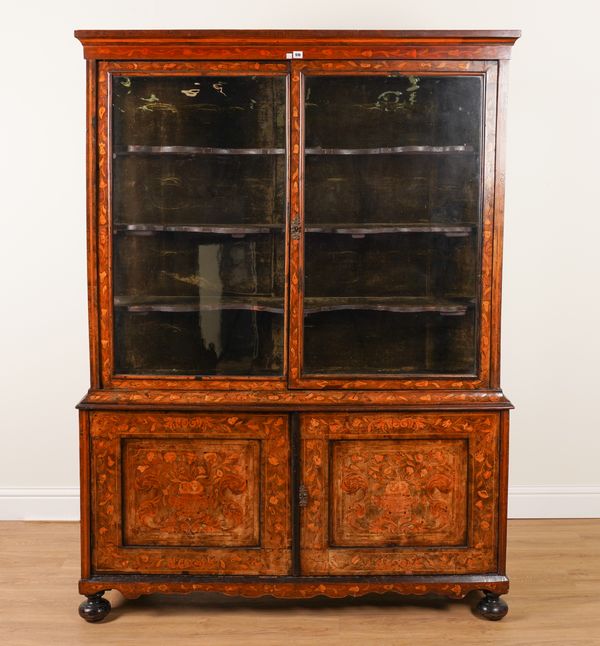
[0,488,80,521]
[507,486,600,519]
[1,486,600,521]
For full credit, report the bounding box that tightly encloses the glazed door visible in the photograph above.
[299,413,500,575]
[97,61,289,390]
[90,412,291,575]
[289,61,498,389]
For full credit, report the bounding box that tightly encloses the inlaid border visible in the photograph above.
[96,61,290,391]
[289,60,498,390]
[79,573,510,600]
[300,412,499,575]
[76,30,519,62]
[90,412,291,575]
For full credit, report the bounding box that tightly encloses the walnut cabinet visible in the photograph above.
[75,30,519,622]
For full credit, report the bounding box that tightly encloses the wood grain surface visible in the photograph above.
[79,388,513,409]
[74,30,520,62]
[330,438,468,547]
[0,520,596,645]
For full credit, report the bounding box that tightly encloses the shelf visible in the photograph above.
[115,145,285,156]
[305,145,475,155]
[116,145,472,156]
[114,223,284,236]
[115,295,470,316]
[115,222,472,237]
[115,295,284,314]
[303,296,472,316]
[305,223,473,237]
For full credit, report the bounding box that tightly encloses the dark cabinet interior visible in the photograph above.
[111,74,287,376]
[302,74,483,376]
[109,70,485,380]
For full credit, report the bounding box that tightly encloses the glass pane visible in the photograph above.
[303,75,483,376]
[111,74,286,376]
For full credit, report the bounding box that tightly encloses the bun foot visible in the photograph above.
[79,592,111,622]
[475,592,508,621]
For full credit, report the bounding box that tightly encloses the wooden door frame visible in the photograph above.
[87,411,292,575]
[288,59,500,390]
[298,412,500,575]
[94,60,291,391]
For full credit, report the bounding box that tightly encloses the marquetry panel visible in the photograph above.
[123,439,260,547]
[300,412,499,575]
[331,439,468,547]
[90,412,291,575]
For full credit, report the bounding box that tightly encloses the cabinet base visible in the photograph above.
[79,575,508,617]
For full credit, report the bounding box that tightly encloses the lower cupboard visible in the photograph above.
[84,411,503,579]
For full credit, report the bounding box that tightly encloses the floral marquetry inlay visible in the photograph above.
[331,440,467,547]
[123,439,260,547]
[90,412,291,575]
[300,412,499,576]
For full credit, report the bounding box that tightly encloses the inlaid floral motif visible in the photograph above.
[91,412,290,575]
[332,440,467,546]
[79,577,510,601]
[83,387,511,408]
[123,439,260,546]
[301,412,499,575]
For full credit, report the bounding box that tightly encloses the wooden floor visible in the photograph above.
[1,520,599,645]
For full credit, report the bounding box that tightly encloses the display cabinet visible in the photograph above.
[75,29,519,623]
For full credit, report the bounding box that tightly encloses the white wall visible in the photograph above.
[1,0,599,519]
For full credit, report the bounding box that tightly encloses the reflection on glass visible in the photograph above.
[303,75,483,376]
[111,75,286,375]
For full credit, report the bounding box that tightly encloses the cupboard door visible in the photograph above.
[300,413,499,575]
[97,61,289,390]
[90,412,291,575]
[289,60,498,389]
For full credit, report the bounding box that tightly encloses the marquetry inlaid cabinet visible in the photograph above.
[75,29,519,622]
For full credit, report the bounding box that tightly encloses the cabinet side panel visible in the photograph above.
[490,60,510,387]
[497,409,510,574]
[79,410,91,578]
[86,60,101,387]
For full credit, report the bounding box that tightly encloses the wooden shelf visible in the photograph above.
[117,145,472,156]
[114,223,283,236]
[305,145,475,155]
[305,223,473,237]
[303,296,472,315]
[115,222,471,237]
[115,145,285,156]
[115,295,470,315]
[115,295,284,314]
